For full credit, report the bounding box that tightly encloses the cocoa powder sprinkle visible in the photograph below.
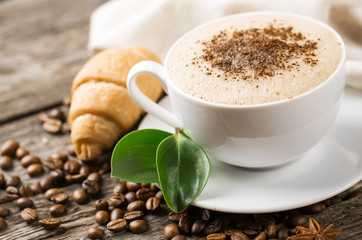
[194,24,319,79]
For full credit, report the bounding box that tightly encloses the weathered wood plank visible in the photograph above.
[0,0,106,123]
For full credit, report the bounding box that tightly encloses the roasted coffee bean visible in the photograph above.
[94,199,108,211]
[230,232,250,240]
[164,223,180,239]
[48,108,65,121]
[15,147,29,159]
[127,200,146,212]
[125,191,137,203]
[0,156,13,170]
[109,194,126,208]
[126,182,141,192]
[207,233,227,240]
[150,183,158,192]
[107,219,127,232]
[171,235,187,240]
[30,183,42,195]
[42,118,62,134]
[212,215,231,228]
[124,211,144,221]
[136,188,154,201]
[40,177,53,192]
[39,218,61,229]
[0,217,7,231]
[19,185,34,197]
[87,172,102,183]
[49,169,65,186]
[45,188,63,200]
[5,175,21,187]
[277,227,289,240]
[201,209,213,222]
[16,197,34,209]
[300,202,326,214]
[129,219,148,234]
[254,232,267,240]
[82,179,101,197]
[87,227,104,239]
[44,157,64,170]
[224,229,244,236]
[20,155,41,168]
[66,144,76,156]
[265,221,277,238]
[95,210,110,225]
[0,207,10,218]
[21,208,38,223]
[6,186,19,199]
[191,219,207,235]
[141,183,150,188]
[322,195,342,206]
[0,196,12,204]
[68,173,87,183]
[49,204,67,217]
[146,197,160,212]
[0,140,19,157]
[254,214,275,226]
[110,208,124,221]
[203,224,221,236]
[79,166,91,176]
[37,111,49,123]
[168,211,187,222]
[51,193,69,204]
[178,215,193,234]
[98,162,111,175]
[26,163,44,177]
[113,182,127,195]
[288,214,308,228]
[50,152,68,162]
[63,160,81,174]
[0,172,5,188]
[72,188,88,204]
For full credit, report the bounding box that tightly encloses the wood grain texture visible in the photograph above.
[0,0,105,123]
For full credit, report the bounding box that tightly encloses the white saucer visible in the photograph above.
[138,87,362,213]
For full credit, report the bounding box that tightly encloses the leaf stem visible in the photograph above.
[175,127,181,135]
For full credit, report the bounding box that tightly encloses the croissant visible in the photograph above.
[68,47,163,161]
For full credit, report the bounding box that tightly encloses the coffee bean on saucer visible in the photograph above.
[45,188,63,200]
[0,156,13,170]
[107,219,127,232]
[0,140,19,157]
[127,200,146,212]
[16,147,29,159]
[95,210,110,225]
[16,197,34,209]
[39,218,61,229]
[94,199,108,211]
[129,219,148,234]
[82,179,101,197]
[0,207,10,218]
[110,208,124,221]
[42,118,62,134]
[164,223,180,239]
[49,204,67,217]
[21,208,38,224]
[0,217,7,231]
[87,227,104,239]
[20,155,41,168]
[73,188,88,204]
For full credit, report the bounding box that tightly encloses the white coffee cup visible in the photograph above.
[127,12,346,168]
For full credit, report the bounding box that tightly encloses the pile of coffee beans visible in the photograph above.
[37,108,68,134]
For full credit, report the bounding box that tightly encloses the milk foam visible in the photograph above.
[166,13,343,105]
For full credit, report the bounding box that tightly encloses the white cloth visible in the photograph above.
[88,0,362,89]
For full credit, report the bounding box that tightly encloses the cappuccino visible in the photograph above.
[167,12,343,105]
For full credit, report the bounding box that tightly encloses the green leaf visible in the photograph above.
[156,133,210,212]
[111,129,172,183]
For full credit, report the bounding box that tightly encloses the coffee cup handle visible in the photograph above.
[127,61,181,128]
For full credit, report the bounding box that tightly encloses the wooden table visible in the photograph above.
[0,0,361,239]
